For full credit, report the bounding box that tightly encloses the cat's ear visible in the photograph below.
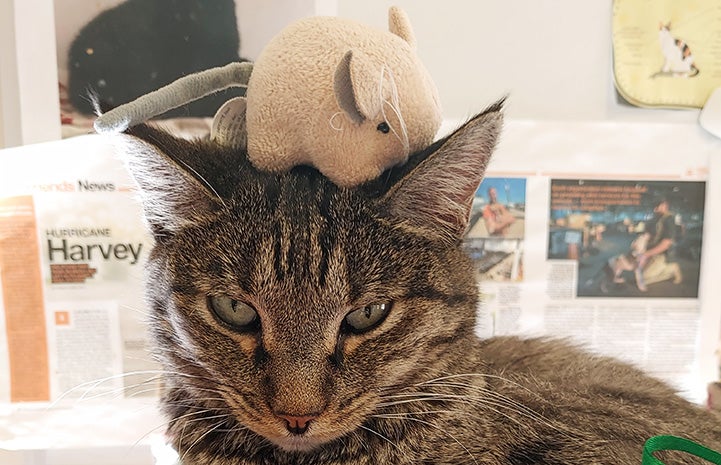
[382,100,503,241]
[115,124,224,237]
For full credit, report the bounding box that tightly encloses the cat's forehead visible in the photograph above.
[231,178,343,230]
[170,173,369,293]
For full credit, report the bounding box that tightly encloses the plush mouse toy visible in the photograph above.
[94,7,442,188]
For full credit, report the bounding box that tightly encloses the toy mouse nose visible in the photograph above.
[276,413,318,435]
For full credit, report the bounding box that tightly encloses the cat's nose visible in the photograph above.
[276,413,318,435]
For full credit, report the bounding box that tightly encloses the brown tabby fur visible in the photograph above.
[117,101,720,464]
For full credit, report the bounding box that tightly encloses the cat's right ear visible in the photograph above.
[114,124,224,237]
[381,99,503,242]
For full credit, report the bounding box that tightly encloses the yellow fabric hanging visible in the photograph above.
[612,0,721,108]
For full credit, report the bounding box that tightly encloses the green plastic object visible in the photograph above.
[643,436,721,465]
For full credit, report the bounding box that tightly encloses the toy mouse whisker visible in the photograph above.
[329,111,344,131]
[379,65,410,155]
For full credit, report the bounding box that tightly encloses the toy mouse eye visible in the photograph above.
[208,295,259,331]
[376,122,390,134]
[342,303,392,334]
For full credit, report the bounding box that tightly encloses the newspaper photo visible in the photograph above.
[465,177,526,282]
[548,179,705,298]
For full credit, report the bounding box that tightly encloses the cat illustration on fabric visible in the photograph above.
[654,22,699,78]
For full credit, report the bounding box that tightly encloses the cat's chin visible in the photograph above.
[269,435,328,453]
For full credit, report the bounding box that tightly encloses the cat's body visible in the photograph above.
[160,335,721,464]
[118,102,720,465]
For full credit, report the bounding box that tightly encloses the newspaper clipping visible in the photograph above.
[1,121,720,456]
[464,120,721,403]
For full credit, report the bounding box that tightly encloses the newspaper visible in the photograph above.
[0,135,163,456]
[0,135,156,404]
[0,121,720,456]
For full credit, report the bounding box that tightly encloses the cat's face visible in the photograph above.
[118,102,502,455]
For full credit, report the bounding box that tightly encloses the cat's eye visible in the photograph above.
[376,122,390,134]
[208,295,259,331]
[342,303,391,334]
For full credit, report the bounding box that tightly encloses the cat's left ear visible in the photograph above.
[381,100,503,242]
[114,124,224,237]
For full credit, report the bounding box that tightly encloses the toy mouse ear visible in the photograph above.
[333,50,381,124]
[211,96,248,149]
[388,6,416,50]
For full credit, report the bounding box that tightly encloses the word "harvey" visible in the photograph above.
[47,239,143,265]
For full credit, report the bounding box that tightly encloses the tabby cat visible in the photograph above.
[117,101,720,464]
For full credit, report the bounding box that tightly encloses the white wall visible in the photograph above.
[338,0,700,124]
[3,0,705,150]
[0,0,60,149]
[58,0,697,124]
[0,0,19,148]
[237,0,336,60]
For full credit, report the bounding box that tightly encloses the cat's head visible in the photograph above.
[117,101,502,455]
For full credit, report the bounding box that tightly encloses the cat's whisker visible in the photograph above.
[132,408,225,451]
[107,385,163,402]
[72,376,164,402]
[382,372,576,436]
[120,354,160,364]
[133,421,174,450]
[378,390,576,438]
[416,381,554,425]
[215,425,250,434]
[174,157,227,208]
[63,366,226,404]
[170,410,226,423]
[178,412,234,428]
[441,386,576,436]
[164,396,229,404]
[373,409,456,418]
[373,414,479,465]
[61,366,233,408]
[416,372,546,399]
[379,391,527,416]
[412,396,536,433]
[357,424,410,461]
[177,411,201,456]
[49,370,179,407]
[119,303,155,319]
[217,425,252,459]
[180,420,227,463]
[374,407,532,435]
[350,430,370,453]
[376,396,480,411]
[336,431,352,453]
[377,391,478,405]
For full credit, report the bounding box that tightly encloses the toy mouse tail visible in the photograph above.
[94,61,253,134]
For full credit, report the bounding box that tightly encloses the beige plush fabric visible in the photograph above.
[246,7,442,188]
